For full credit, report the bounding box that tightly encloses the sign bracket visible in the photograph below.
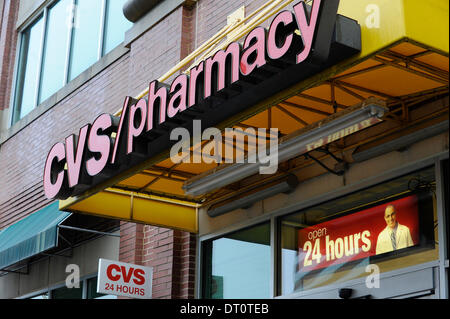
[305,146,347,176]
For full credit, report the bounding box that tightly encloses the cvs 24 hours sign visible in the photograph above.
[97,258,153,299]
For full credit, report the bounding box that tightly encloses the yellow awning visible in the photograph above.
[59,0,449,232]
[59,188,198,233]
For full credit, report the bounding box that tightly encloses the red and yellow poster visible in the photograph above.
[298,195,420,272]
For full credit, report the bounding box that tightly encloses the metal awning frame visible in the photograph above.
[0,213,122,276]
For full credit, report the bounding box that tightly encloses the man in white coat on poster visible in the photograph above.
[376,204,414,255]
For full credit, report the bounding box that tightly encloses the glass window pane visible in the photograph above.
[30,292,49,299]
[39,0,72,104]
[442,160,449,265]
[87,276,117,299]
[13,17,44,122]
[87,277,106,299]
[279,166,438,296]
[203,223,271,299]
[68,0,103,80]
[51,282,83,299]
[103,0,132,55]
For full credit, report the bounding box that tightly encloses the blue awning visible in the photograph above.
[0,202,71,270]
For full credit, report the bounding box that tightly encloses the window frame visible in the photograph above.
[10,11,46,124]
[197,151,449,299]
[66,0,106,82]
[436,158,449,298]
[278,167,437,295]
[9,0,129,127]
[201,221,273,299]
[20,273,116,299]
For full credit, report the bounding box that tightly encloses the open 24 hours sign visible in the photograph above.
[97,259,153,299]
[298,195,420,272]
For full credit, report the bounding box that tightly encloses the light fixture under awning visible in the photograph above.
[0,202,71,270]
[183,98,388,196]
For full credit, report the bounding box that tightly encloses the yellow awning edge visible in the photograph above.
[338,0,449,57]
[59,188,199,233]
[403,0,449,55]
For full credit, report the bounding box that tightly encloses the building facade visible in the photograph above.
[0,0,448,299]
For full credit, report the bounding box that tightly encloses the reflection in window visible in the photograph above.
[68,0,103,80]
[203,223,271,299]
[279,166,438,295]
[103,0,132,55]
[87,277,107,299]
[13,17,44,122]
[52,283,83,299]
[31,292,49,299]
[88,275,116,299]
[26,276,117,299]
[39,0,72,103]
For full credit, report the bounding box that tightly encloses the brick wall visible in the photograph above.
[117,225,196,299]
[0,0,272,299]
[127,5,184,95]
[180,4,196,69]
[195,0,268,47]
[0,52,131,228]
[0,0,19,112]
[143,226,175,299]
[117,4,197,299]
[119,222,145,264]
[173,230,196,298]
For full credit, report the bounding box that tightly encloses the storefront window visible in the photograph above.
[51,283,83,299]
[87,276,110,299]
[442,159,449,278]
[68,0,103,81]
[39,0,71,104]
[12,0,133,125]
[30,292,49,299]
[103,0,133,55]
[25,276,116,299]
[279,166,438,295]
[12,16,44,122]
[202,223,271,298]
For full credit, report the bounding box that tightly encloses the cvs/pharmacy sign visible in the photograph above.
[97,258,153,299]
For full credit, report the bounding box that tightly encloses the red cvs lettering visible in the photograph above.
[106,264,146,285]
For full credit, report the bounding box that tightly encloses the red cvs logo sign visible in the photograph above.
[106,263,146,285]
[97,258,153,299]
